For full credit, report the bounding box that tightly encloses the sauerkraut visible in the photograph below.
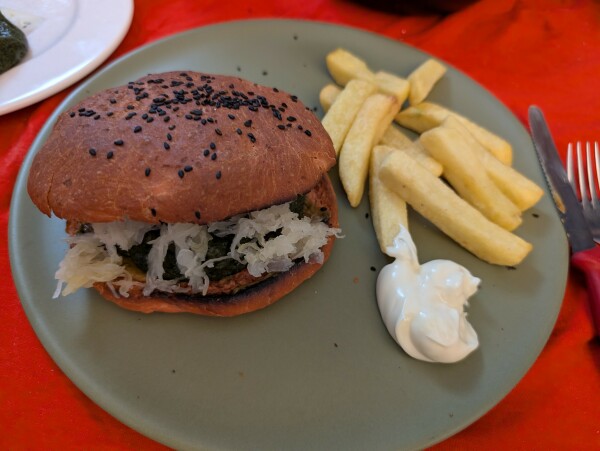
[54,200,341,298]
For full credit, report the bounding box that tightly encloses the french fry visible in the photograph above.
[374,71,410,104]
[407,59,447,106]
[395,101,513,165]
[379,126,443,177]
[319,84,342,112]
[441,116,544,211]
[339,93,401,207]
[321,79,377,155]
[326,48,375,86]
[370,145,408,253]
[420,126,522,231]
[379,150,532,266]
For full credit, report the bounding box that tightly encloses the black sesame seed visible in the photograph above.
[178,169,185,178]
[248,133,256,143]
[203,149,210,156]
[114,139,124,146]
[228,114,235,120]
[106,112,114,117]
[109,99,117,104]
[125,112,136,120]
[210,142,216,150]
[167,133,172,141]
[168,125,176,130]
[145,167,151,176]
[164,142,170,150]
[273,87,279,92]
[185,114,193,120]
[164,116,171,123]
[215,128,222,136]
[147,117,154,123]
[78,107,85,112]
[184,165,193,172]
[304,129,312,137]
[151,208,157,216]
[88,148,97,156]
[142,113,148,119]
[133,125,142,133]
[215,170,222,179]
[277,125,286,130]
[291,95,298,102]
[211,153,217,160]
[127,105,134,110]
[236,128,242,135]
[195,211,201,219]
[107,151,114,159]
[69,112,75,118]
[94,115,101,120]
[287,116,296,122]
[244,119,252,127]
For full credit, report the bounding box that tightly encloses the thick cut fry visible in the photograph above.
[339,93,400,207]
[370,145,408,253]
[395,101,513,165]
[379,126,443,177]
[421,126,522,231]
[321,79,377,155]
[326,48,375,86]
[407,59,447,106]
[374,71,410,104]
[441,116,544,211]
[379,150,532,266]
[319,84,342,112]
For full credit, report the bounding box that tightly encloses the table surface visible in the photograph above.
[1,0,599,449]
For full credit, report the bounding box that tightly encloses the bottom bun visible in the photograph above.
[93,174,338,317]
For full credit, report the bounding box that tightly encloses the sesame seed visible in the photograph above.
[291,95,298,102]
[164,116,171,123]
[203,149,210,156]
[69,112,75,118]
[215,170,222,179]
[168,125,176,131]
[151,208,156,216]
[94,115,101,120]
[184,165,193,172]
[247,133,256,143]
[228,114,235,120]
[145,167,151,176]
[114,139,124,146]
[304,129,312,137]
[127,105,134,110]
[107,151,114,159]
[215,128,222,136]
[109,99,117,104]
[88,148,97,156]
[277,125,285,130]
[273,87,279,92]
[211,153,217,160]
[142,113,148,119]
[244,120,252,127]
[178,170,185,178]
[236,128,242,135]
[164,142,170,150]
[133,125,142,133]
[210,142,216,150]
[287,116,296,122]
[167,133,172,141]
[147,117,154,123]
[195,211,201,219]
[106,112,114,117]
[78,107,86,112]
[125,112,136,120]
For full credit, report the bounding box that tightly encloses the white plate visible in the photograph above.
[0,0,133,115]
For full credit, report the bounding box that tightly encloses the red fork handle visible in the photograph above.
[571,246,600,337]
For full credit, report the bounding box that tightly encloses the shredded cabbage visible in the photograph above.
[54,201,341,298]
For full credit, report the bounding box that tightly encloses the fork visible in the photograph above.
[567,141,600,244]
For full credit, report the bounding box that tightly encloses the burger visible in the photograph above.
[27,71,341,316]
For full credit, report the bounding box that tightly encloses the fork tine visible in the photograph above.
[586,141,598,205]
[593,141,600,208]
[577,141,591,208]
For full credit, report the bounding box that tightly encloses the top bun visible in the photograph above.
[27,71,336,224]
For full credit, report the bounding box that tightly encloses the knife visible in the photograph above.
[529,105,600,336]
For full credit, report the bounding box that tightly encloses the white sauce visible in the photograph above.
[376,226,480,363]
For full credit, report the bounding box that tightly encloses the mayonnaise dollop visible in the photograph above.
[376,226,480,363]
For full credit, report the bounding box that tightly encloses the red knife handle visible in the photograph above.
[571,246,600,337]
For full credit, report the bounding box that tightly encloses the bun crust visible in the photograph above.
[28,71,335,224]
[93,174,339,316]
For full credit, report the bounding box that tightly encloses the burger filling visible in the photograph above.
[53,195,341,299]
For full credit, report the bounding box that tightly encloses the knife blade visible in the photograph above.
[528,105,595,253]
[529,105,600,337]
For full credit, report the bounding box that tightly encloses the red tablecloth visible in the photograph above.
[1,0,599,448]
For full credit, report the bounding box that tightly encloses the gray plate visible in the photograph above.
[9,19,568,450]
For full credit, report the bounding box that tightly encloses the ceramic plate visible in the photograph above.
[9,20,568,450]
[0,0,133,115]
